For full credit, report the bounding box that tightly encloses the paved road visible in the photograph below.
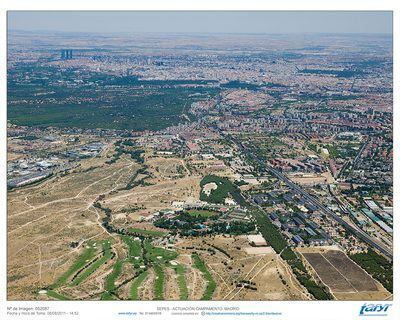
[268,166,392,259]
[232,137,393,260]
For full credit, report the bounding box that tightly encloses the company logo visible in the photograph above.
[359,303,392,316]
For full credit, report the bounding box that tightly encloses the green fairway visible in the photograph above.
[46,290,70,301]
[100,292,118,300]
[128,228,167,237]
[104,260,124,293]
[100,236,145,300]
[121,235,143,267]
[50,241,97,289]
[130,271,149,300]
[144,239,178,263]
[153,264,165,300]
[71,240,113,286]
[170,264,188,300]
[192,254,216,300]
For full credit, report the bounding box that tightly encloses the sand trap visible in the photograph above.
[202,182,217,196]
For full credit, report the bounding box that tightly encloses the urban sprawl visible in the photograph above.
[7,31,392,301]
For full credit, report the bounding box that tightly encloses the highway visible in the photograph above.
[353,140,368,169]
[232,137,393,260]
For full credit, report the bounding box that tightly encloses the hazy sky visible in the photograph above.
[8,11,392,34]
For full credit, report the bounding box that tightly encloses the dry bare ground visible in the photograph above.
[8,149,311,301]
[297,247,391,300]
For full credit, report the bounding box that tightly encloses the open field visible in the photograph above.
[7,148,202,300]
[127,228,167,237]
[7,147,140,299]
[103,155,202,218]
[186,209,217,218]
[7,142,341,301]
[300,249,391,300]
[288,172,334,185]
[175,235,309,300]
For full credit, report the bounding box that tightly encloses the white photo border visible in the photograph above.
[0,1,398,320]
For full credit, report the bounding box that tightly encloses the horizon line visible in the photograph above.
[8,29,393,36]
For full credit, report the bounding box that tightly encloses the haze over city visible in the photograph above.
[8,11,392,34]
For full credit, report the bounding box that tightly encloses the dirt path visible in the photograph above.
[276,256,310,300]
[9,161,132,218]
[229,260,274,300]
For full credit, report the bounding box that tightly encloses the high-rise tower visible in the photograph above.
[61,49,73,60]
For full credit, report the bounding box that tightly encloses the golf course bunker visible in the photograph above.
[202,182,218,196]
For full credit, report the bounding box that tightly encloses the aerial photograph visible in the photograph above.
[7,11,393,301]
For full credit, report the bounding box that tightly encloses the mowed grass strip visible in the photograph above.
[50,242,97,289]
[144,239,178,263]
[128,228,167,237]
[130,271,149,300]
[192,254,216,300]
[100,292,118,300]
[171,264,188,300]
[102,259,124,297]
[71,240,113,286]
[122,236,142,256]
[121,235,143,267]
[153,264,165,300]
[46,290,70,301]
